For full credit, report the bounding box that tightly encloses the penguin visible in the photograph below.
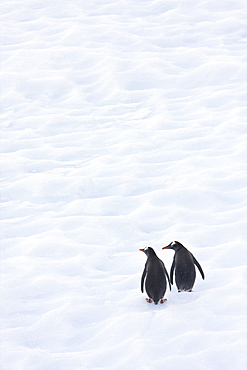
[162,241,205,292]
[140,247,171,304]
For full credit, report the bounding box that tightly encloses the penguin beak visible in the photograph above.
[139,249,145,252]
[162,246,171,249]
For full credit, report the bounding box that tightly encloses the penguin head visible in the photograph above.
[139,246,156,257]
[162,241,184,251]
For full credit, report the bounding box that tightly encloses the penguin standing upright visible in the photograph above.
[162,241,205,292]
[140,247,171,304]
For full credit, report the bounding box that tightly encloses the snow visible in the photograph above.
[1,0,247,369]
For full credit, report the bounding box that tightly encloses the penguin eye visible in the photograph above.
[171,241,176,246]
[144,246,148,251]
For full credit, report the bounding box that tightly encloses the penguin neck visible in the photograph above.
[148,251,158,258]
[174,245,187,253]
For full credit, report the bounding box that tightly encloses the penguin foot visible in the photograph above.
[145,298,153,303]
[160,299,167,304]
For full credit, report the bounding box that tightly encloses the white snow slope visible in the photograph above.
[1,0,247,369]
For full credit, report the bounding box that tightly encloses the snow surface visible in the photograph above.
[1,0,247,369]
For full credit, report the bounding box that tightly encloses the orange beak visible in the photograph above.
[162,246,170,249]
[139,249,145,252]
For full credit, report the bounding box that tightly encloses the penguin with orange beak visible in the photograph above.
[140,247,171,304]
[162,241,204,292]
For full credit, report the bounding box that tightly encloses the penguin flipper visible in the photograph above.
[164,266,171,291]
[160,259,171,291]
[141,264,147,293]
[192,255,205,279]
[170,259,175,285]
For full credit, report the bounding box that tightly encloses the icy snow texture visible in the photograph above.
[1,0,247,369]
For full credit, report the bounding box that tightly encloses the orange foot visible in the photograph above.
[146,298,153,303]
[160,299,167,304]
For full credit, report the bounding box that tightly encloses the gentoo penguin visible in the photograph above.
[140,247,171,304]
[162,241,204,292]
